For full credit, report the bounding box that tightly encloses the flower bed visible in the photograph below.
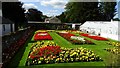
[71,31,84,34]
[34,32,53,41]
[80,33,108,41]
[26,41,102,66]
[58,33,94,45]
[107,42,120,47]
[2,28,34,66]
[105,48,120,54]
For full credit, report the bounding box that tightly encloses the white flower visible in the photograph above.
[70,36,85,42]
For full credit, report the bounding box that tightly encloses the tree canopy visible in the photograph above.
[25,8,48,22]
[57,1,117,24]
[2,1,26,30]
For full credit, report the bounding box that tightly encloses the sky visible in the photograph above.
[19,0,120,18]
[20,0,68,17]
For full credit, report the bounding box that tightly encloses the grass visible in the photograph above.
[6,31,118,68]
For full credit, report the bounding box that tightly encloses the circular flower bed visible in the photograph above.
[26,41,102,66]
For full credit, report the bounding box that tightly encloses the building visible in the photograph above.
[80,20,120,41]
[45,16,61,23]
[0,9,15,36]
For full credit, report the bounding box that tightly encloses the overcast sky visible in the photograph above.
[19,0,120,18]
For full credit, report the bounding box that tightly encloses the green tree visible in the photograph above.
[56,12,68,23]
[64,2,99,24]
[60,0,116,24]
[26,8,46,21]
[113,18,120,21]
[99,2,116,21]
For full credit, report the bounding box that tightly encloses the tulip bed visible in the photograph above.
[105,48,120,54]
[107,42,120,47]
[57,32,94,45]
[80,33,108,41]
[34,32,53,41]
[26,41,102,66]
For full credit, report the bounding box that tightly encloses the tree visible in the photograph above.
[59,0,117,24]
[26,8,46,21]
[99,2,116,21]
[56,12,68,23]
[2,2,26,31]
[64,2,99,24]
[113,18,120,21]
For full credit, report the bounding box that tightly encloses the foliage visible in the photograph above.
[26,8,47,21]
[2,2,27,30]
[57,1,116,24]
[2,28,33,67]
[113,18,120,21]
[99,2,116,21]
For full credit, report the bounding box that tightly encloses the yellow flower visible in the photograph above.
[46,61,49,63]
[71,58,74,61]
[76,58,79,60]
[91,58,94,60]
[45,58,48,61]
[38,61,41,64]
[79,57,82,60]
[66,51,69,53]
[60,58,62,60]
[28,56,31,58]
[37,41,41,45]
[33,61,35,63]
[85,56,88,59]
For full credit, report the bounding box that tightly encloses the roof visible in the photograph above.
[45,16,61,23]
[80,21,119,29]
[45,17,60,21]
[1,17,14,24]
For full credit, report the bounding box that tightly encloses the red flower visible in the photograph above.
[34,32,53,40]
[80,33,108,41]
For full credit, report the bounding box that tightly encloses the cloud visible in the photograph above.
[49,10,58,13]
[19,0,39,2]
[43,9,59,16]
[114,14,118,18]
[40,0,68,8]
[44,12,57,17]
[22,3,38,9]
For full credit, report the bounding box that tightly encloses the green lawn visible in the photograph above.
[7,31,117,68]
